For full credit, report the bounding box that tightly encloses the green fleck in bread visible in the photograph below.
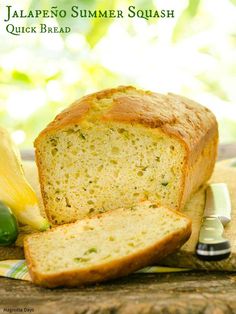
[24,202,191,287]
[34,86,218,224]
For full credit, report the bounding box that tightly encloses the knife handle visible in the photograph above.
[196,240,231,261]
[204,183,231,225]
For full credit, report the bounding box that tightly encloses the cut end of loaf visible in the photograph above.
[36,122,186,224]
[34,86,218,225]
[24,202,191,287]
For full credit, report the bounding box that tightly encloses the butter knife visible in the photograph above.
[196,183,231,261]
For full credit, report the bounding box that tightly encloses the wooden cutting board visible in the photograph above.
[162,158,236,270]
[1,159,236,271]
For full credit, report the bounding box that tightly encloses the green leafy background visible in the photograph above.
[0,0,236,147]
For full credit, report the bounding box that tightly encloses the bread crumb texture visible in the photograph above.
[24,202,191,286]
[35,86,218,224]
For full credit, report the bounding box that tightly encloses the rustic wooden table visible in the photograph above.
[1,144,236,314]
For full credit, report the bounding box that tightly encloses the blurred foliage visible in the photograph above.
[172,0,201,42]
[0,0,236,147]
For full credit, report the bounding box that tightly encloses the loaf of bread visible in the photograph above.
[24,202,191,287]
[34,86,218,224]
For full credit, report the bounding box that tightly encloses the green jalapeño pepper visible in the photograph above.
[0,201,18,246]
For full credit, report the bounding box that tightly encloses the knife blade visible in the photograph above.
[196,183,231,261]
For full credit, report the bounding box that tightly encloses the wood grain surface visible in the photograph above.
[0,143,236,314]
[1,271,236,313]
[162,159,236,270]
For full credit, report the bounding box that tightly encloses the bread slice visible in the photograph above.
[34,86,218,224]
[24,202,191,288]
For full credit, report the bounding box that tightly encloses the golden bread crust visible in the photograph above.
[35,86,217,157]
[24,208,191,288]
[34,86,218,212]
